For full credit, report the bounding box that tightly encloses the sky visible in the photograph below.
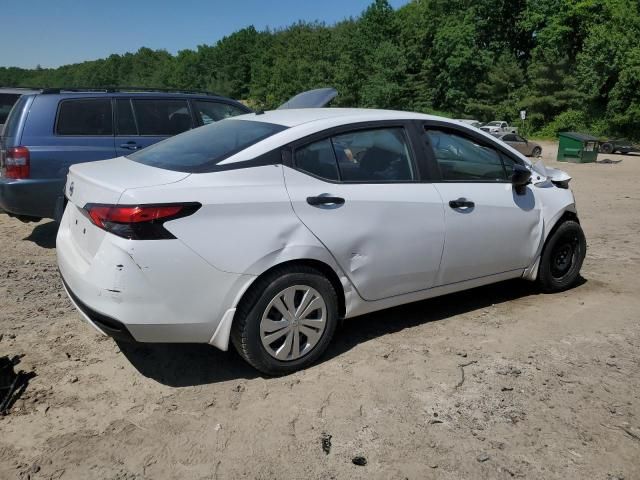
[2,0,409,69]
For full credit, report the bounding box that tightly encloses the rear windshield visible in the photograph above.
[128,119,287,172]
[2,95,28,136]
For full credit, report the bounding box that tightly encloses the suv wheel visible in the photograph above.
[537,220,586,293]
[231,265,339,375]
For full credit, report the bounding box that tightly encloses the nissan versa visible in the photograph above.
[56,109,586,375]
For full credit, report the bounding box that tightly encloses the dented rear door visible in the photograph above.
[283,125,445,301]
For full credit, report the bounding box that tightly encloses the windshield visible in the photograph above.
[128,119,288,173]
[486,121,502,127]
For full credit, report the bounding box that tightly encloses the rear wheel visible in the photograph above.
[532,146,542,157]
[537,220,586,292]
[231,265,339,375]
[600,143,613,154]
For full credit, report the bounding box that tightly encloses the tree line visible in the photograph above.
[2,0,638,138]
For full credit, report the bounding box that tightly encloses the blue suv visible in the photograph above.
[0,88,251,221]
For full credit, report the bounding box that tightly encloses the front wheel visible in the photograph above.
[532,146,542,157]
[537,220,586,292]
[231,266,339,375]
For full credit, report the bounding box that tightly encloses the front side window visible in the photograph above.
[128,119,287,173]
[294,127,416,183]
[193,100,247,125]
[425,129,511,181]
[132,99,192,135]
[56,99,113,136]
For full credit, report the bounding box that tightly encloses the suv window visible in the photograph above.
[0,94,21,125]
[2,95,29,138]
[116,99,137,135]
[56,99,113,136]
[425,129,512,181]
[132,99,192,135]
[193,100,247,125]
[294,127,416,183]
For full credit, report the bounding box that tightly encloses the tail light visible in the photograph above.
[5,147,30,179]
[84,203,200,240]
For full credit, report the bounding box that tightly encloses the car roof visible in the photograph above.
[33,91,238,101]
[0,87,40,95]
[218,108,533,166]
[236,108,441,128]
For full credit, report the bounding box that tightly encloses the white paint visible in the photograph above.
[56,108,579,351]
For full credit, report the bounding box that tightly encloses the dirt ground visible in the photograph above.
[0,141,639,480]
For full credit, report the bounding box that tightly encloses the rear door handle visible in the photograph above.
[306,196,345,206]
[449,198,475,209]
[119,142,141,150]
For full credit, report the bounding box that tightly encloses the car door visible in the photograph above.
[283,123,445,301]
[422,124,541,286]
[114,98,194,156]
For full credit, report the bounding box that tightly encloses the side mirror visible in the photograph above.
[511,164,531,195]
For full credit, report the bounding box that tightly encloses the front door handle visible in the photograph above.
[306,196,345,206]
[119,142,141,151]
[449,198,475,209]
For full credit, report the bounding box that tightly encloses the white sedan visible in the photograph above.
[57,108,586,375]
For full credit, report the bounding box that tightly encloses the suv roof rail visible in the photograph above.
[0,86,43,90]
[39,87,223,96]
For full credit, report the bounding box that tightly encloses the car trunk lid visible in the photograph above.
[62,158,190,260]
[65,157,190,209]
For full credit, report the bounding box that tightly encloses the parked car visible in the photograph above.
[599,138,639,155]
[455,119,483,128]
[495,133,542,157]
[57,108,586,375]
[0,88,38,133]
[480,121,518,134]
[0,87,336,222]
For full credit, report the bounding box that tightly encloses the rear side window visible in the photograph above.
[0,93,21,125]
[132,99,192,135]
[332,128,415,182]
[294,127,416,183]
[295,139,340,181]
[56,99,113,136]
[128,119,287,172]
[2,95,29,137]
[193,100,247,125]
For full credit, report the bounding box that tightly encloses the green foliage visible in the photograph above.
[537,109,589,138]
[2,0,639,138]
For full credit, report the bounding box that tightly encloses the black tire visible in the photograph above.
[532,146,542,157]
[600,143,613,154]
[537,220,586,293]
[231,265,339,375]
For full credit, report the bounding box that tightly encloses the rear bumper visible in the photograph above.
[0,177,64,219]
[56,205,255,346]
[61,276,136,342]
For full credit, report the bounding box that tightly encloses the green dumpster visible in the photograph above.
[557,132,599,163]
